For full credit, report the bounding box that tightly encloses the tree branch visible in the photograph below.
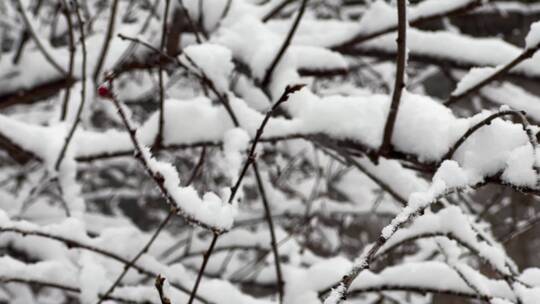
[379,0,407,157]
[261,0,308,89]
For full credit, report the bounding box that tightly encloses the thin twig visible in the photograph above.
[105,87,223,232]
[340,153,407,207]
[187,85,304,304]
[0,227,211,304]
[155,0,171,148]
[0,278,144,304]
[14,0,66,75]
[262,0,296,22]
[322,190,461,304]
[197,0,204,32]
[59,0,76,121]
[228,84,305,201]
[93,0,119,83]
[117,33,179,64]
[96,211,175,304]
[116,33,240,126]
[186,233,218,304]
[253,161,284,303]
[437,242,491,302]
[112,0,160,71]
[379,0,407,157]
[445,42,540,106]
[185,146,206,186]
[331,0,482,51]
[155,275,172,304]
[54,0,88,171]
[96,140,205,303]
[230,215,311,281]
[230,85,305,302]
[12,0,43,64]
[441,110,537,162]
[261,0,308,88]
[501,211,540,244]
[177,0,205,43]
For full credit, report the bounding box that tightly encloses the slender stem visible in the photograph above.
[228,84,305,202]
[445,43,540,106]
[155,275,173,304]
[155,0,171,148]
[331,0,481,51]
[54,0,87,171]
[93,0,119,83]
[12,0,43,64]
[112,0,160,70]
[185,146,206,186]
[227,85,303,302]
[0,227,211,304]
[186,233,218,304]
[262,0,296,22]
[96,137,206,303]
[502,210,540,244]
[59,0,76,121]
[340,153,407,206]
[261,0,308,88]
[177,0,205,43]
[14,0,66,75]
[117,34,179,64]
[96,211,175,304]
[379,0,407,157]
[252,161,284,302]
[107,91,223,232]
[116,33,240,126]
[441,110,537,162]
[323,191,458,304]
[188,85,304,304]
[0,278,144,303]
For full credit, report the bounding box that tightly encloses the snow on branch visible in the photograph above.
[3,1,540,304]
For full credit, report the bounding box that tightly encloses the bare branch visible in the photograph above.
[54,0,88,171]
[93,0,119,83]
[445,42,540,106]
[379,0,407,157]
[14,0,66,75]
[155,0,171,149]
[261,0,308,89]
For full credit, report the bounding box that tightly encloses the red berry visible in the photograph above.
[97,85,111,98]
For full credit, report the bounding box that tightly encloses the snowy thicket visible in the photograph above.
[1,0,540,303]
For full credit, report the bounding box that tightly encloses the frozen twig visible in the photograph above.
[186,233,218,304]
[261,0,308,88]
[92,0,119,83]
[0,226,211,303]
[332,0,482,51]
[14,0,66,75]
[445,41,540,106]
[96,139,206,303]
[104,83,226,232]
[379,0,407,157]
[54,0,88,171]
[155,0,171,148]
[155,275,172,304]
[441,110,537,162]
[59,0,76,121]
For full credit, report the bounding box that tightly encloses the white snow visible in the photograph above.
[181,43,235,92]
[140,145,237,230]
[525,21,540,49]
[2,1,540,304]
[453,66,496,96]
